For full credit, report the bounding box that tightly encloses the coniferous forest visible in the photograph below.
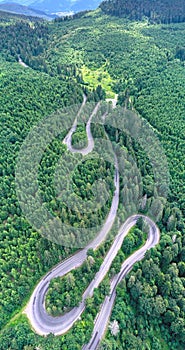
[0,3,185,350]
[100,0,185,24]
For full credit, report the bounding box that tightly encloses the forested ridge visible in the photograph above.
[0,8,185,350]
[100,0,185,24]
[0,9,44,23]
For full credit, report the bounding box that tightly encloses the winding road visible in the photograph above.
[18,55,29,68]
[25,96,160,348]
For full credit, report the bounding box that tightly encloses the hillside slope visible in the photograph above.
[100,0,185,23]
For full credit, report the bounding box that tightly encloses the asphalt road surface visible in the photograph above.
[25,97,160,348]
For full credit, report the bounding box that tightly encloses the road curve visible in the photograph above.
[25,97,160,348]
[25,97,120,336]
[83,215,160,350]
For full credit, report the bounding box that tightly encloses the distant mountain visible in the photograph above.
[30,0,71,13]
[71,0,101,12]
[0,2,55,18]
[0,0,102,14]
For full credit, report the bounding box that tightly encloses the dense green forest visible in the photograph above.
[100,0,185,24]
[0,6,185,350]
[0,55,84,327]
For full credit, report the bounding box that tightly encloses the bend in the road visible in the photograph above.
[25,97,160,349]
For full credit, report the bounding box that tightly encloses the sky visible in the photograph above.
[0,0,101,14]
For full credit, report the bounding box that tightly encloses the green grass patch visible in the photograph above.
[81,65,115,98]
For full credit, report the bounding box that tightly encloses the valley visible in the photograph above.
[0,2,185,349]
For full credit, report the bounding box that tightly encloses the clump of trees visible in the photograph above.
[46,248,108,316]
[175,46,185,61]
